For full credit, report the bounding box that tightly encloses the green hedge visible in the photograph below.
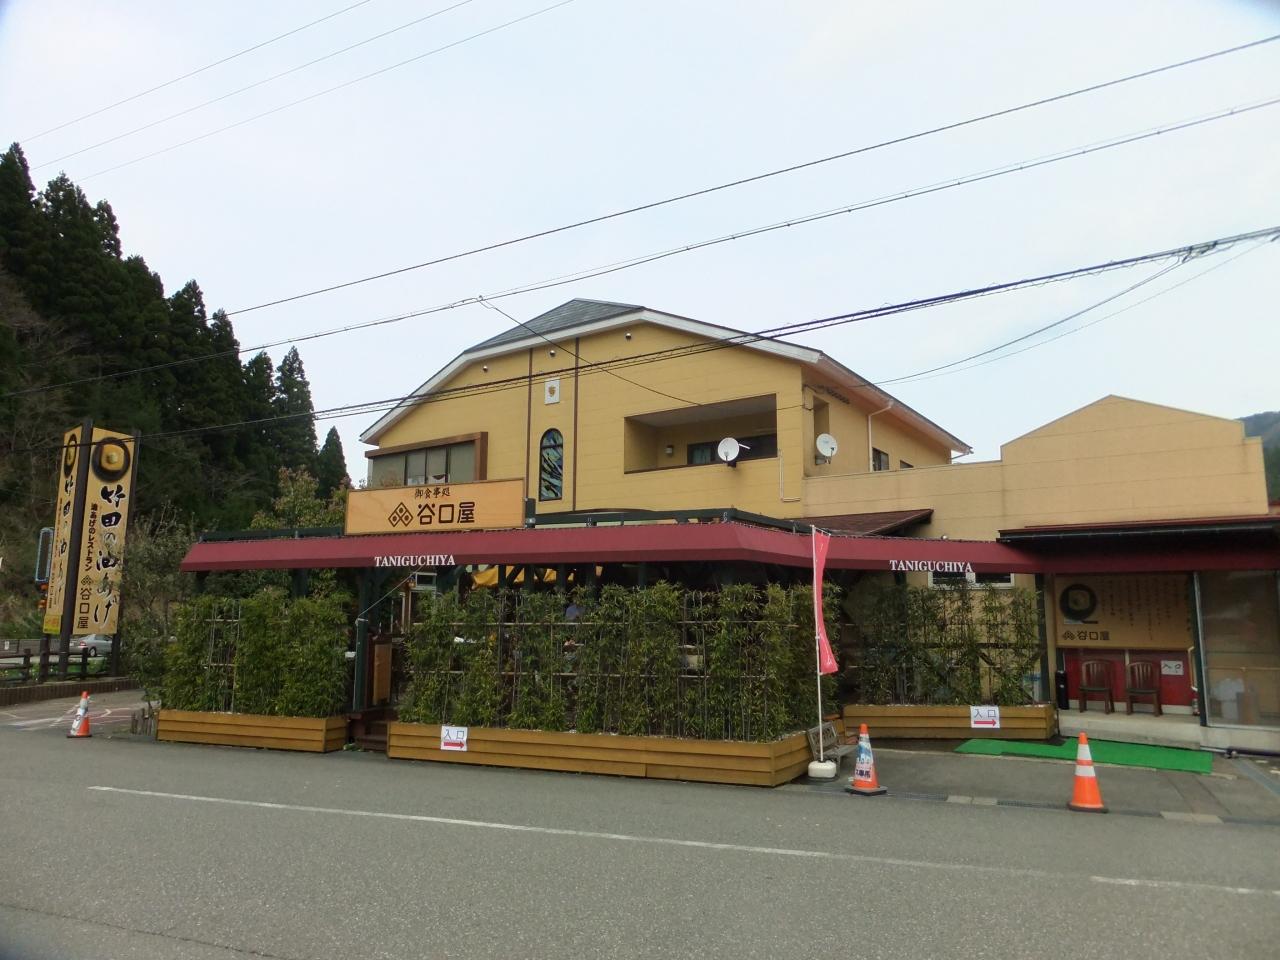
[844,581,1040,706]
[399,582,840,742]
[163,589,347,718]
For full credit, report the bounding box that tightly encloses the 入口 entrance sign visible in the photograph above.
[441,726,468,751]
[970,705,1001,729]
[345,478,525,535]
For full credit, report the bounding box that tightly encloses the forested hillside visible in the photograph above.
[1239,410,1280,501]
[0,142,348,632]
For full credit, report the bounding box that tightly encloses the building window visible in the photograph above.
[900,460,914,470]
[1199,570,1280,728]
[539,429,564,501]
[929,570,1015,589]
[872,448,890,471]
[687,433,778,466]
[368,440,477,488]
[688,441,715,466]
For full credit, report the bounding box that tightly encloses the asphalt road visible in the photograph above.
[1,727,1278,959]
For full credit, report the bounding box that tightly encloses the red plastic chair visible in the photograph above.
[1079,660,1114,713]
[1125,661,1162,716]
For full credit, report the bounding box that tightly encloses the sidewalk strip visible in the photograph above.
[87,785,1280,897]
[1161,812,1223,824]
[1232,757,1280,799]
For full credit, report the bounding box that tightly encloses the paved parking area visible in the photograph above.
[0,690,147,736]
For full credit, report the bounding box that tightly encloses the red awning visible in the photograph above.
[180,521,1038,574]
[804,508,933,536]
[999,515,1280,572]
[182,518,1280,576]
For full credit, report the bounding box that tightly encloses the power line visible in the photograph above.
[203,32,1280,319]
[872,262,1185,384]
[76,0,580,182]
[17,224,1277,455]
[10,95,1277,402]
[884,240,1271,387]
[22,0,380,144]
[32,0,476,171]
[477,297,701,408]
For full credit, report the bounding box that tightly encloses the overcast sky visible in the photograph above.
[2,0,1278,476]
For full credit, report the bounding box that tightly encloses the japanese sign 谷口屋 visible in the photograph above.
[72,428,136,636]
[345,478,525,535]
[1054,574,1192,650]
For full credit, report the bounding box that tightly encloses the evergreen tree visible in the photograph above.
[273,346,318,474]
[316,426,350,498]
[0,144,53,288]
[241,352,281,487]
[0,139,333,620]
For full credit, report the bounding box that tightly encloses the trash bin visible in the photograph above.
[1055,669,1070,710]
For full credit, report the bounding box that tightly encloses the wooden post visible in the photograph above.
[1035,574,1051,704]
[352,571,373,712]
[107,428,139,680]
[56,419,94,680]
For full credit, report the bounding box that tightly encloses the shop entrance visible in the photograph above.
[1051,572,1198,716]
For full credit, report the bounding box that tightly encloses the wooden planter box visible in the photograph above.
[842,704,1057,740]
[387,723,811,787]
[157,709,347,753]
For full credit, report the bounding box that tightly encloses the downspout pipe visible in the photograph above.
[867,401,894,470]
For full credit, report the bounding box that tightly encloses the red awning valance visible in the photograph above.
[181,520,1280,576]
[180,521,1038,574]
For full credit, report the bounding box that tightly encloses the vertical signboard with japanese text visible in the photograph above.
[42,426,85,634]
[72,428,137,635]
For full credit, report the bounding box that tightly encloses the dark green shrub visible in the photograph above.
[162,589,347,718]
[276,595,348,718]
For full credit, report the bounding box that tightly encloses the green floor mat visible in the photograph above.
[955,738,1212,774]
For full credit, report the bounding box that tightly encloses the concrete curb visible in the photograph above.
[794,781,1280,827]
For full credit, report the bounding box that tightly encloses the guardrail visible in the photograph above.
[1,649,98,685]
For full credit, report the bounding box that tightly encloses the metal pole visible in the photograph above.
[813,527,825,763]
[1190,573,1209,727]
[1035,573,1051,704]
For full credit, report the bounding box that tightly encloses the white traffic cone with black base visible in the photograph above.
[67,691,92,739]
[846,723,886,796]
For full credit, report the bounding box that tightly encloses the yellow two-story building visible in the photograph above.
[358,298,969,519]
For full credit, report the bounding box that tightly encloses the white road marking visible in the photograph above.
[9,708,130,731]
[1090,875,1269,895]
[1160,812,1223,824]
[88,785,1280,897]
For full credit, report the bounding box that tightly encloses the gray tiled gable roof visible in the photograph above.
[463,299,645,353]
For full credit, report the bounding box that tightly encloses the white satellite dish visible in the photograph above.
[717,437,741,465]
[816,433,839,460]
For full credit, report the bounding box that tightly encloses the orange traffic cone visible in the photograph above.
[1067,732,1106,812]
[846,723,886,796]
[67,691,92,739]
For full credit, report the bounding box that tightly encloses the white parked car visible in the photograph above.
[69,635,112,658]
